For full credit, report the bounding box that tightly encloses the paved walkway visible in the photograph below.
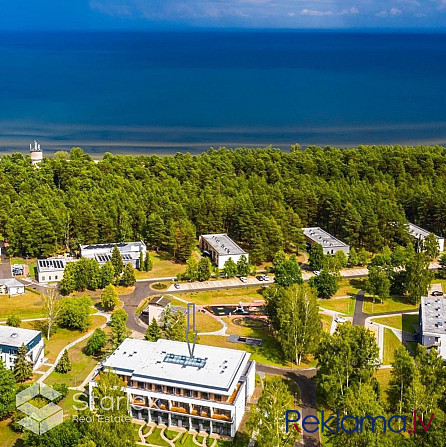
[38,310,110,383]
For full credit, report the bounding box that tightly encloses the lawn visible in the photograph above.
[374,368,392,396]
[317,297,355,315]
[23,314,107,363]
[0,290,45,320]
[195,312,223,333]
[362,296,418,314]
[135,251,187,280]
[333,278,362,298]
[371,313,419,333]
[383,328,401,365]
[145,427,170,446]
[0,419,21,447]
[45,335,103,388]
[320,313,333,333]
[179,287,264,306]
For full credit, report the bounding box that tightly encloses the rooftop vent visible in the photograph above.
[10,333,18,338]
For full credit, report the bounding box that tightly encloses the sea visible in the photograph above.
[1,30,446,156]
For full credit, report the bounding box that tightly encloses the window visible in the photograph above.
[49,276,51,281]
[55,276,58,280]
[42,276,45,281]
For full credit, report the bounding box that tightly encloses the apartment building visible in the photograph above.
[89,339,256,437]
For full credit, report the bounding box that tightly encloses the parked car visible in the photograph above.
[431,290,443,296]
[262,275,270,281]
[335,317,348,324]
[240,276,247,283]
[313,270,321,276]
[174,283,180,289]
[256,275,264,281]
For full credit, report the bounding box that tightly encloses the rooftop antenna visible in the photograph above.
[185,303,198,358]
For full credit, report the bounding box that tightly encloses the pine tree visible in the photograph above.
[348,247,359,267]
[145,318,162,341]
[55,350,71,374]
[236,255,250,276]
[308,243,324,271]
[197,257,212,281]
[85,328,107,356]
[110,309,129,348]
[165,310,186,342]
[0,359,16,418]
[139,251,144,271]
[111,245,123,276]
[121,263,136,287]
[6,315,21,327]
[223,258,238,278]
[14,344,33,383]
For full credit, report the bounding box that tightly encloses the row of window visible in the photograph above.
[40,275,58,281]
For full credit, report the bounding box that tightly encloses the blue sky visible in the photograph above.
[1,0,446,30]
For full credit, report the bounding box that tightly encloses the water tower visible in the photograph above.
[29,140,43,165]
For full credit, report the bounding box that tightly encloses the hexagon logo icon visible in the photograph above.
[16,382,63,434]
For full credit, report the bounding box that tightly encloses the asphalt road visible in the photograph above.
[0,242,11,278]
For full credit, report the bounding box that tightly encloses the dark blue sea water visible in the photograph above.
[1,31,446,155]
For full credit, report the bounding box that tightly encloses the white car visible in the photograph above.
[174,283,180,289]
[240,276,247,283]
[313,270,321,276]
[263,275,270,281]
[335,317,348,324]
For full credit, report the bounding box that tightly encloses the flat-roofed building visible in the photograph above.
[407,223,444,253]
[302,227,350,255]
[0,278,25,295]
[199,234,248,269]
[79,241,146,270]
[35,257,75,283]
[89,339,256,437]
[419,295,446,360]
[0,325,44,370]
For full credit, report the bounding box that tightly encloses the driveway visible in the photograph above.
[0,242,11,278]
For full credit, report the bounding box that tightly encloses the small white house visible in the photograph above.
[0,325,44,370]
[140,296,171,324]
[0,278,25,295]
[199,234,249,269]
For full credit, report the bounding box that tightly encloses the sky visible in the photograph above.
[1,0,446,30]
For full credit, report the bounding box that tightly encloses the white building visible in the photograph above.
[80,241,146,270]
[198,234,249,270]
[29,140,43,165]
[407,222,444,253]
[302,227,350,255]
[89,339,256,437]
[419,296,446,360]
[0,325,44,370]
[0,278,25,295]
[35,257,75,283]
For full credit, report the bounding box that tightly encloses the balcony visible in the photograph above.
[171,406,188,414]
[211,413,232,422]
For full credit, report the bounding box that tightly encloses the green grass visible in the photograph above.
[374,368,392,395]
[333,278,362,298]
[0,419,21,447]
[135,251,187,280]
[0,291,45,320]
[383,328,401,365]
[195,312,224,333]
[362,295,418,314]
[320,313,333,333]
[146,428,171,446]
[22,314,107,363]
[179,286,264,306]
[371,313,419,333]
[317,297,356,315]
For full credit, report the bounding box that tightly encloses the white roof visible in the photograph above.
[0,325,41,348]
[0,278,24,288]
[302,227,349,249]
[421,296,446,336]
[407,223,443,241]
[200,234,247,256]
[102,339,251,395]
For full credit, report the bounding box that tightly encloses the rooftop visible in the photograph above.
[36,257,75,272]
[421,296,446,336]
[200,234,247,256]
[302,227,349,249]
[148,296,171,308]
[80,241,146,253]
[0,278,24,288]
[101,338,250,395]
[407,222,443,241]
[0,325,41,348]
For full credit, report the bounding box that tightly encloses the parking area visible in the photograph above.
[166,276,272,292]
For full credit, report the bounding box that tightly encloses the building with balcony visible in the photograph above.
[407,223,444,253]
[79,241,146,270]
[198,234,249,269]
[302,227,350,255]
[0,325,44,370]
[89,338,256,437]
[419,295,446,360]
